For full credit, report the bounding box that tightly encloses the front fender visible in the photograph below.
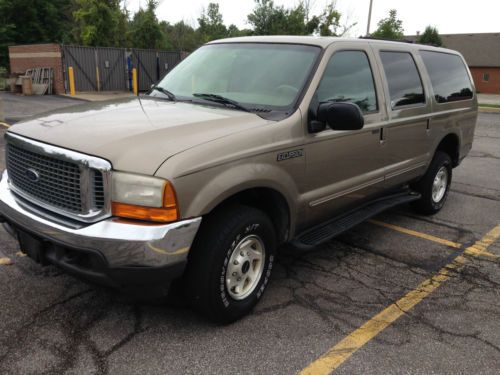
[172,161,304,234]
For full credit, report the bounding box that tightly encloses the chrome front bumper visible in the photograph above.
[0,171,201,270]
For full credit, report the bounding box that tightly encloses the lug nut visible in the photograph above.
[233,260,239,265]
[240,251,245,256]
[232,272,237,276]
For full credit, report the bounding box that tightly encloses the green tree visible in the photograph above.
[73,0,128,47]
[227,25,252,38]
[128,0,165,49]
[197,3,227,43]
[247,0,352,36]
[418,26,443,46]
[0,0,74,69]
[163,21,199,51]
[248,0,310,35]
[371,9,404,40]
[312,2,356,36]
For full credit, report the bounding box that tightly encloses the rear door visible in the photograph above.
[370,45,432,187]
[303,42,389,226]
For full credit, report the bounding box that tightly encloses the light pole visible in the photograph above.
[366,0,374,36]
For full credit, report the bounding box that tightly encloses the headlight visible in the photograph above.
[111,172,178,222]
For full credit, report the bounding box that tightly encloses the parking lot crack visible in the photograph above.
[102,305,148,359]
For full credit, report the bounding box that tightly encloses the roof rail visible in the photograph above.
[358,36,415,44]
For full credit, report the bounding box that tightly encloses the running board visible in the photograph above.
[291,191,421,250]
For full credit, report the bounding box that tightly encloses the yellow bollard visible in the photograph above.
[68,66,76,96]
[132,68,138,96]
[96,66,100,92]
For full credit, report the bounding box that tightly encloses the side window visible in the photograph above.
[379,51,425,109]
[420,51,474,103]
[315,51,378,113]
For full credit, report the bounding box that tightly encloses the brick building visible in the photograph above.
[8,44,65,94]
[407,33,500,94]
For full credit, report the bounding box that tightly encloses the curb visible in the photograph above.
[55,94,90,102]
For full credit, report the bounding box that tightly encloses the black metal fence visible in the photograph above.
[62,45,181,92]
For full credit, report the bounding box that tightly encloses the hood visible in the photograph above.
[8,97,271,175]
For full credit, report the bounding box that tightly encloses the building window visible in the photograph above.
[483,73,490,82]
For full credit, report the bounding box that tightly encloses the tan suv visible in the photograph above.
[0,36,477,322]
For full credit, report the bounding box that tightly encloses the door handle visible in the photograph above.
[379,127,386,145]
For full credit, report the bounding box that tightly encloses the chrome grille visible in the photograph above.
[7,143,83,212]
[93,171,105,209]
[5,133,112,223]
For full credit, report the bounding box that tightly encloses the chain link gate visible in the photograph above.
[132,49,182,91]
[63,45,182,93]
[62,45,98,91]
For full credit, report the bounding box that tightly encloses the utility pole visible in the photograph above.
[366,0,374,36]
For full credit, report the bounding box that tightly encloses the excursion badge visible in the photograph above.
[277,149,304,161]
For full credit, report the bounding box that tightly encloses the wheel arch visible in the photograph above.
[208,187,292,244]
[435,133,460,167]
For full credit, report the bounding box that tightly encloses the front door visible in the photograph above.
[303,44,389,226]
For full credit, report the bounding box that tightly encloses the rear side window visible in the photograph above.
[315,51,378,113]
[420,51,473,103]
[379,52,425,108]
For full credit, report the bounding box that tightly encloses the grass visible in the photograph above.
[478,103,500,109]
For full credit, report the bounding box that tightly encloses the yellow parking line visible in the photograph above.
[464,239,500,260]
[299,224,500,375]
[369,219,462,249]
[0,122,11,128]
[0,257,13,265]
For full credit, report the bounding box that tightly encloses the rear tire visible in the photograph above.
[412,151,452,215]
[184,205,276,323]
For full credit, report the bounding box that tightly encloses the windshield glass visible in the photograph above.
[155,43,320,111]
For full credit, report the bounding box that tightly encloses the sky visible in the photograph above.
[125,0,500,36]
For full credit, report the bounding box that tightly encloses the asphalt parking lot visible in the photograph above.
[0,92,85,123]
[0,110,499,375]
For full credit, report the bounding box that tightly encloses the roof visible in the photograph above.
[208,35,343,48]
[406,33,500,67]
[208,35,457,54]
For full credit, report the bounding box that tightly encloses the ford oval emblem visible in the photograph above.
[25,168,40,182]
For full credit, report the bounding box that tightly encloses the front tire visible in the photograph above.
[184,205,276,323]
[412,151,452,215]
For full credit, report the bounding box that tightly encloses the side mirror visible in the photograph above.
[316,102,364,131]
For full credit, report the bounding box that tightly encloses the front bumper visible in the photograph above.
[0,171,201,288]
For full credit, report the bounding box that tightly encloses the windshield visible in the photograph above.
[154,43,320,113]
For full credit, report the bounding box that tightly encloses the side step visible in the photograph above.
[291,191,421,250]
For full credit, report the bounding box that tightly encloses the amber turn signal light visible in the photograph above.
[112,182,179,223]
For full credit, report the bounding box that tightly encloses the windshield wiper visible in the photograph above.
[193,93,251,113]
[151,86,176,101]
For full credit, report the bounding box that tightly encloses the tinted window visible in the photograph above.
[420,51,473,103]
[315,51,377,113]
[380,52,425,108]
